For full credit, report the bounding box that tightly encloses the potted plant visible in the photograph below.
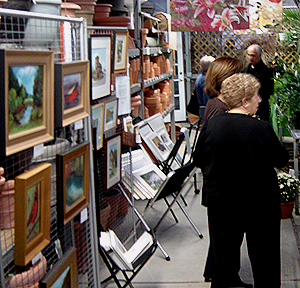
[278,171,300,218]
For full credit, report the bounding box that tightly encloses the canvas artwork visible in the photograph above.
[91,103,104,150]
[63,73,81,111]
[104,98,118,132]
[26,182,41,243]
[49,265,71,288]
[65,154,84,211]
[104,134,121,191]
[114,31,128,73]
[140,170,165,192]
[8,65,43,136]
[170,0,249,31]
[90,37,111,100]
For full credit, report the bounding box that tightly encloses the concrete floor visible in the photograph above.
[100,169,300,288]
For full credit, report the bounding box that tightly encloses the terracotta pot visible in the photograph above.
[74,0,96,11]
[9,255,47,288]
[61,2,81,17]
[131,95,142,117]
[100,202,111,230]
[281,200,295,219]
[93,3,112,20]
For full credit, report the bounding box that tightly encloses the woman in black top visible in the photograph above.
[193,73,289,288]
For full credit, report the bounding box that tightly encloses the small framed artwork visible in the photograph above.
[114,31,129,73]
[0,50,54,156]
[104,98,118,132]
[89,36,111,100]
[91,102,104,150]
[54,61,90,127]
[39,246,78,288]
[14,163,52,266]
[56,142,90,228]
[104,133,121,192]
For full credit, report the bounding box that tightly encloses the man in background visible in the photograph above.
[245,44,274,122]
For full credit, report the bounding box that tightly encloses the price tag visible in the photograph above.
[80,207,88,224]
[74,119,83,130]
[33,144,44,158]
[31,252,42,265]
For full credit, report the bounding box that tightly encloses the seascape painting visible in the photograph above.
[8,65,43,136]
[49,266,71,288]
[63,73,81,111]
[27,182,41,243]
[65,154,84,210]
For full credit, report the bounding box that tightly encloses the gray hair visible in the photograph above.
[247,44,262,55]
[200,55,215,73]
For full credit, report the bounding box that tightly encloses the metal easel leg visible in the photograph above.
[173,194,203,238]
[118,184,171,261]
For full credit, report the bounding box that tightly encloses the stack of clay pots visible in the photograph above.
[144,88,163,116]
[65,0,96,25]
[157,80,172,108]
[131,95,142,117]
[143,55,172,81]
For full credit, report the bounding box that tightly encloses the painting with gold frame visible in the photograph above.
[0,50,54,156]
[114,31,129,73]
[15,163,52,266]
[56,142,90,228]
[91,102,104,150]
[39,247,78,288]
[55,61,90,127]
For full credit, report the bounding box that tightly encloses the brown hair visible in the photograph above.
[204,56,244,98]
[220,73,261,109]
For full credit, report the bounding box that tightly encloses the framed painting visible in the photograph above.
[114,31,129,73]
[104,98,118,132]
[104,133,121,192]
[15,163,52,266]
[39,246,78,288]
[56,142,90,228]
[0,50,54,156]
[91,102,104,150]
[89,36,111,100]
[54,61,90,127]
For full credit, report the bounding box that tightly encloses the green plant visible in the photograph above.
[273,58,300,128]
[278,171,300,204]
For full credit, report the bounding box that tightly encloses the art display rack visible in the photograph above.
[0,8,100,288]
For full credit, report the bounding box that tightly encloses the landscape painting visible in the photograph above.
[8,65,43,136]
[63,73,81,111]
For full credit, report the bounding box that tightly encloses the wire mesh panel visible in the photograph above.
[0,8,97,288]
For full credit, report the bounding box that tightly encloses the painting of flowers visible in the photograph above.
[170,0,249,31]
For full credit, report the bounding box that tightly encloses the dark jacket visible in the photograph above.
[193,113,289,209]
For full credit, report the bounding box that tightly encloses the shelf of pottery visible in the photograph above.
[129,29,173,119]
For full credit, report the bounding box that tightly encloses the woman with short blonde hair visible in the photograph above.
[221,73,261,111]
[193,72,289,288]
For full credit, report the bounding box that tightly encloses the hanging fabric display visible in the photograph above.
[170,0,249,31]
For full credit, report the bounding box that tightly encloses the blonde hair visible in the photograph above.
[220,73,261,109]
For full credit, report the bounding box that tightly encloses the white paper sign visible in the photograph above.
[115,76,131,115]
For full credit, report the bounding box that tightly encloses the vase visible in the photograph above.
[281,200,295,219]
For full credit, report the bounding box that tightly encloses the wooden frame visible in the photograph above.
[54,61,90,127]
[104,133,122,192]
[104,98,118,132]
[89,36,112,100]
[56,142,90,228]
[15,163,52,266]
[91,102,104,150]
[39,247,78,288]
[114,31,129,73]
[0,50,54,156]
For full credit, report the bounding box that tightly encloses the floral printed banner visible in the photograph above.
[170,0,249,31]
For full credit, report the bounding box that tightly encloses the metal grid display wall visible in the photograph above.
[0,8,99,288]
